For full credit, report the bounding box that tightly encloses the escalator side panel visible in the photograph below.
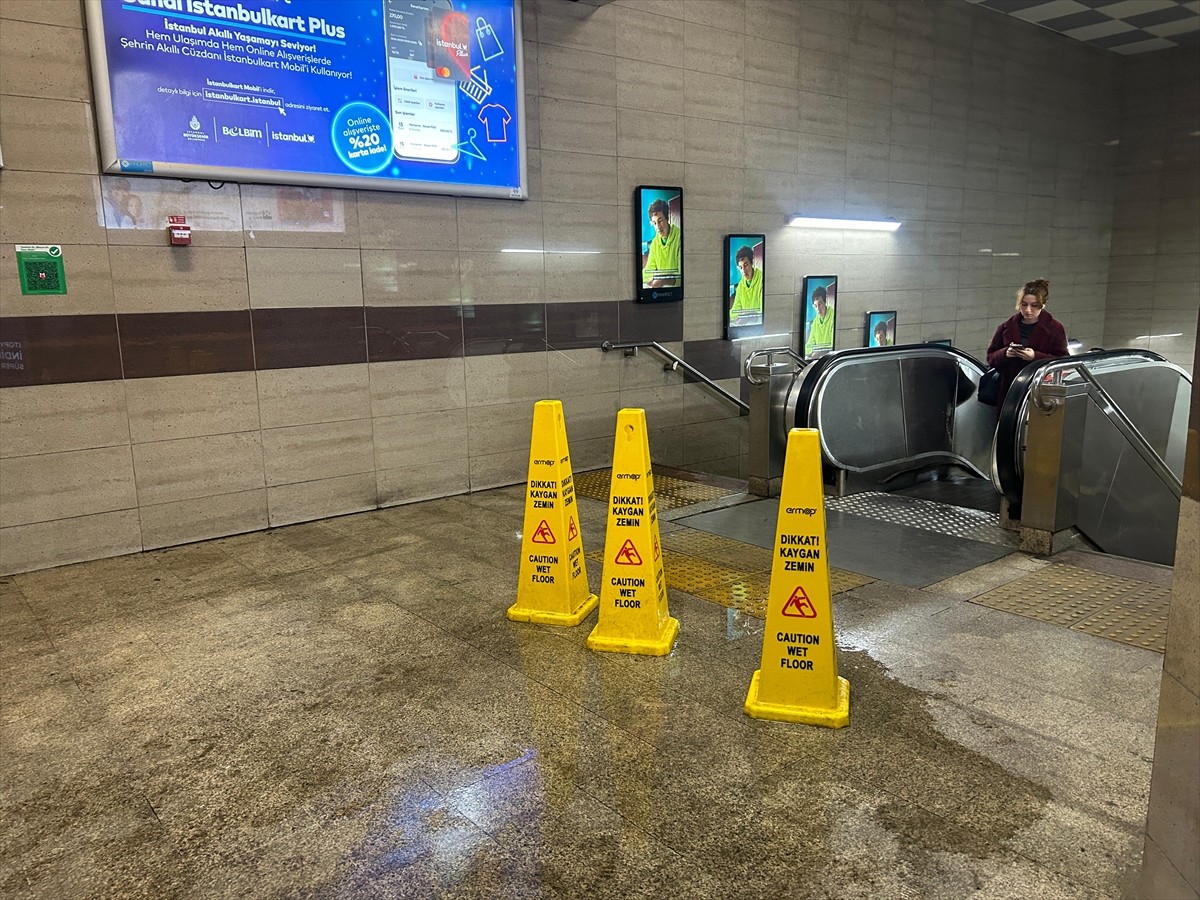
[816,359,908,468]
[951,360,998,477]
[1091,366,1184,469]
[1164,378,1191,478]
[899,356,956,458]
[1074,402,1179,565]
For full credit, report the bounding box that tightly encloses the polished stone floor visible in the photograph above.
[0,483,1166,899]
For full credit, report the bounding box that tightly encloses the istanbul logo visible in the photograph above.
[183,114,209,142]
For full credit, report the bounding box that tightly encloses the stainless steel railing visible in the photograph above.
[600,340,749,413]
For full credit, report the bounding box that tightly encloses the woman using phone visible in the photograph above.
[985,278,1068,412]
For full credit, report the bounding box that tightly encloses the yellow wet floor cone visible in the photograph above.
[587,408,679,655]
[507,400,598,626]
[744,428,849,728]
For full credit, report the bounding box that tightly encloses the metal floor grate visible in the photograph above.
[589,532,874,620]
[573,468,740,510]
[970,564,1170,651]
[825,491,1018,548]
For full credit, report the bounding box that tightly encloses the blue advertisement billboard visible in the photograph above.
[84,0,526,198]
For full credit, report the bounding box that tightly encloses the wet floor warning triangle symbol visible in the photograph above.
[568,517,578,541]
[531,520,556,544]
[614,539,642,565]
[782,587,816,618]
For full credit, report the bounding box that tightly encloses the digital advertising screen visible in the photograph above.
[723,233,764,341]
[84,0,527,198]
[635,185,683,303]
[866,310,897,347]
[801,275,836,358]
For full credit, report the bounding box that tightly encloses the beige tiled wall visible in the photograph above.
[1103,47,1200,374]
[1,0,1197,574]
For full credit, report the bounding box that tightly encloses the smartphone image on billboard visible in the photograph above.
[383,0,460,163]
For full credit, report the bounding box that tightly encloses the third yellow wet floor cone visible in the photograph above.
[587,408,679,656]
[744,428,849,728]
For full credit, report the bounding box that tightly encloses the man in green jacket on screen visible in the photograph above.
[729,245,763,324]
[642,199,681,288]
[805,286,834,355]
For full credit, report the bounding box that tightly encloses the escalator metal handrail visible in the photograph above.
[799,344,990,476]
[600,340,749,413]
[1026,350,1190,411]
[744,347,806,385]
[992,348,1189,504]
[793,343,987,429]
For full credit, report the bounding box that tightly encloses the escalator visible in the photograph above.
[748,344,1191,566]
[786,344,993,494]
[993,350,1190,565]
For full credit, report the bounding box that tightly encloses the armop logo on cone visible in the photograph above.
[587,408,678,656]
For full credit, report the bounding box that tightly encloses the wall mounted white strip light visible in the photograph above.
[501,248,601,254]
[787,216,901,231]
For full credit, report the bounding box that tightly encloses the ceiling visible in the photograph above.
[963,0,1200,54]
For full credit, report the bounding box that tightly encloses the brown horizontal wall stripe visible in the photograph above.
[546,301,619,350]
[462,303,546,356]
[120,311,254,379]
[367,305,464,361]
[0,300,688,387]
[0,315,122,388]
[683,338,742,381]
[618,299,684,344]
[252,307,367,370]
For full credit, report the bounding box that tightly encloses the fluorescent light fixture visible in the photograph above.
[730,332,791,343]
[1133,332,1183,340]
[501,248,601,254]
[787,216,901,231]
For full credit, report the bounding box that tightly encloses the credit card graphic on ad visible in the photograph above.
[426,7,471,81]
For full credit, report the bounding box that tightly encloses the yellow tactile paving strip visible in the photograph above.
[662,529,774,572]
[970,564,1170,651]
[588,534,874,620]
[574,468,739,510]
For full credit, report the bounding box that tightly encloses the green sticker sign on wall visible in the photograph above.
[16,245,67,296]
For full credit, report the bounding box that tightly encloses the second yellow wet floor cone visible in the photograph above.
[744,428,849,728]
[587,408,679,656]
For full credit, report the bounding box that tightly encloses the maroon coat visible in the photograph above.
[985,309,1068,408]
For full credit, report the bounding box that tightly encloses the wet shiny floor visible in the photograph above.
[0,478,1166,899]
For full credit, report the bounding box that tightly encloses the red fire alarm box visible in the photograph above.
[167,215,191,246]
